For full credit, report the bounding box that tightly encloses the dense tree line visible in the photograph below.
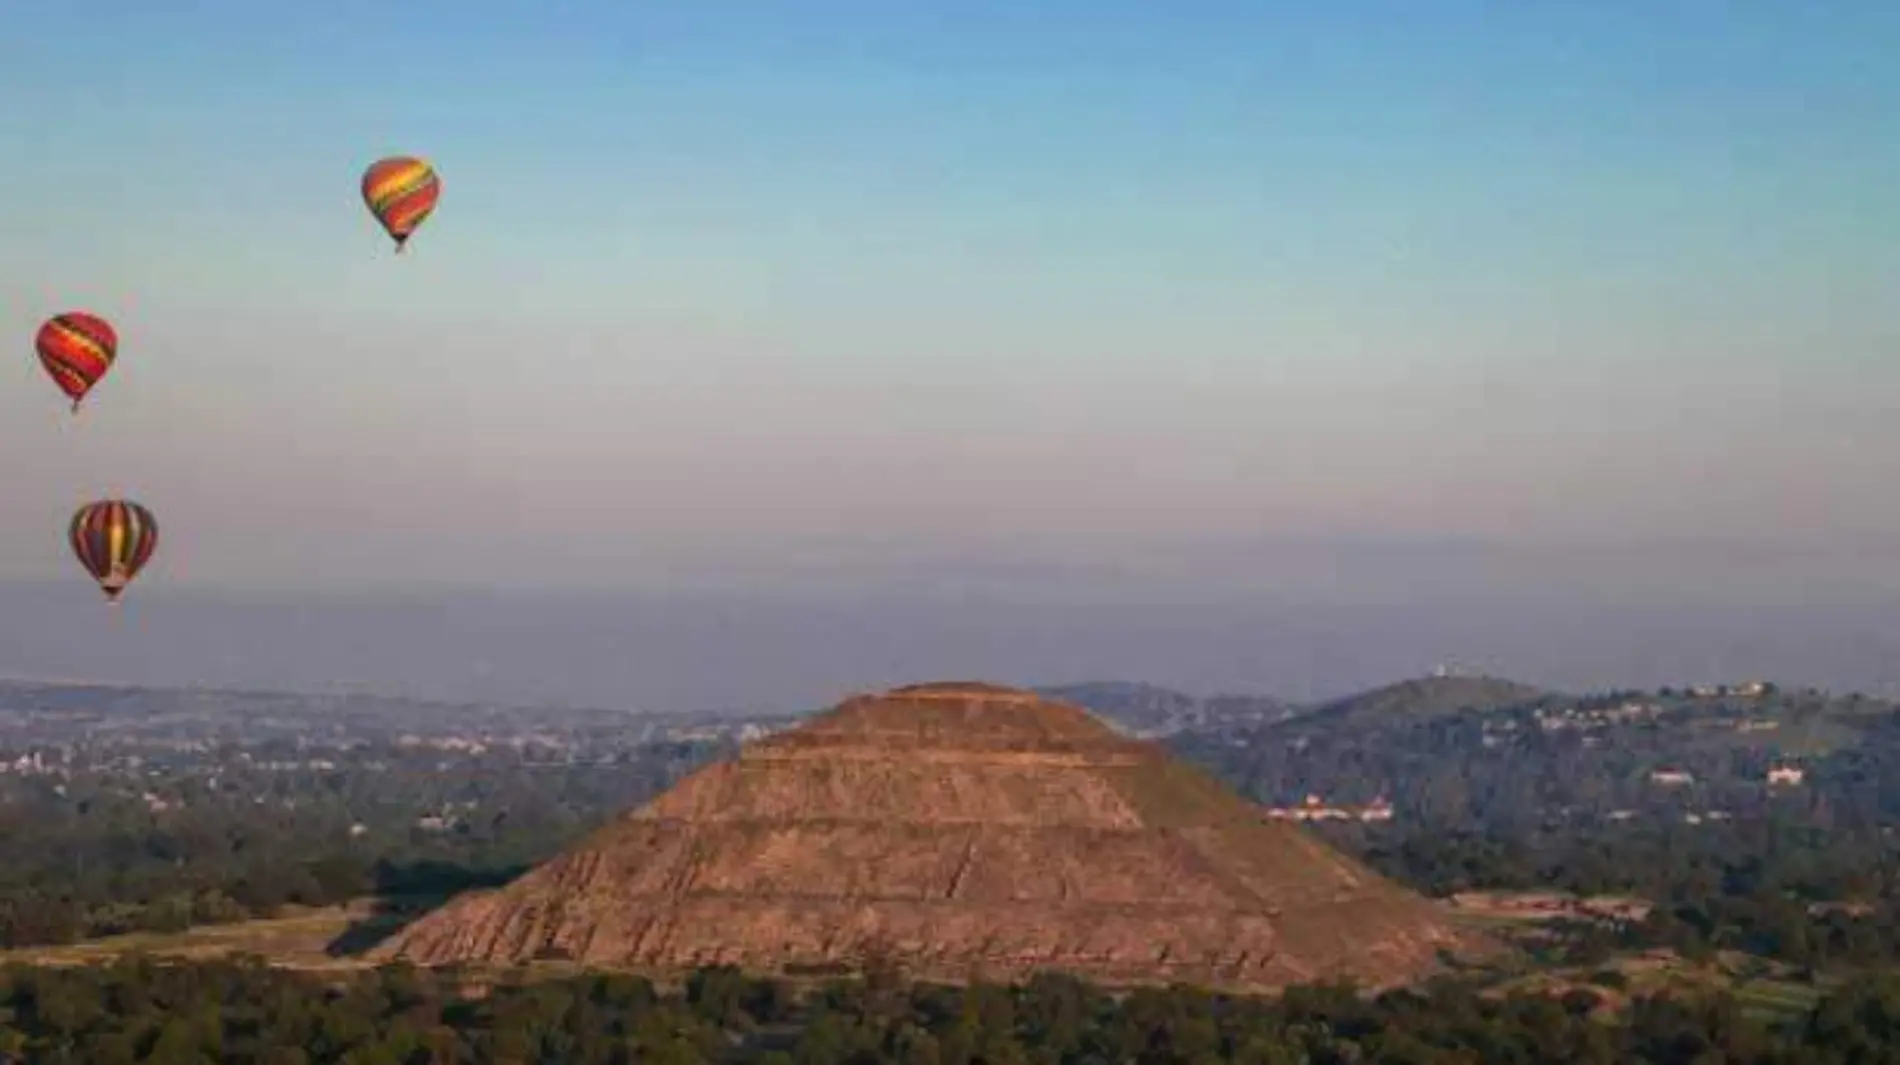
[9,957,1900,1064]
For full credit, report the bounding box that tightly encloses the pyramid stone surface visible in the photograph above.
[374,682,1484,990]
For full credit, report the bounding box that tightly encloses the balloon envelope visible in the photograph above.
[69,500,159,603]
[361,156,441,251]
[35,312,118,412]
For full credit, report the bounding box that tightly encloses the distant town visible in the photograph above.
[0,674,1858,837]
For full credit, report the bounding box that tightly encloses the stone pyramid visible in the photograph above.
[373,682,1485,990]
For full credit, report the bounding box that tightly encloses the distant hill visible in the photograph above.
[1170,679,1900,830]
[1042,675,1549,736]
[1298,675,1551,725]
[1037,681,1290,735]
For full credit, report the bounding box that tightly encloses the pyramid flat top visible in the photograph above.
[774,684,1118,750]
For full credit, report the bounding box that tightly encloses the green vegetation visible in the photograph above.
[9,956,1900,1063]
[1186,683,1900,977]
[0,736,723,950]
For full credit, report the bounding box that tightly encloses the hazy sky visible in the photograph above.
[1,3,1897,707]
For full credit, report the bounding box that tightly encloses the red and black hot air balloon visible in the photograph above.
[69,500,159,603]
[361,156,441,253]
[35,312,118,413]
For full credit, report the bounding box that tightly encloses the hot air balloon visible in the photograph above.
[35,312,118,413]
[69,500,158,603]
[361,156,441,253]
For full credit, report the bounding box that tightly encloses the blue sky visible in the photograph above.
[1,2,1898,704]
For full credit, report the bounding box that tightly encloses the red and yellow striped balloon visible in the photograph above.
[35,312,118,412]
[361,155,441,252]
[69,500,159,603]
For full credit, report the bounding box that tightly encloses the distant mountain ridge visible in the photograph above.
[1037,674,1552,736]
[0,673,1555,737]
[1034,681,1291,736]
[0,671,1735,738]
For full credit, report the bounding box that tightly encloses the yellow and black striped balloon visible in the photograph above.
[69,500,159,603]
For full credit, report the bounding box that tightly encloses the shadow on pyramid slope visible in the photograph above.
[371,682,1500,991]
